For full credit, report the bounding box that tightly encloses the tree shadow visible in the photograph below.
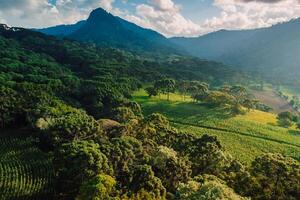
[141,100,234,125]
[288,129,300,136]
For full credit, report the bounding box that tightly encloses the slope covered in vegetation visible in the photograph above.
[133,90,300,163]
[0,25,299,200]
[0,130,53,200]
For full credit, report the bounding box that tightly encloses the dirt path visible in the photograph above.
[250,89,296,114]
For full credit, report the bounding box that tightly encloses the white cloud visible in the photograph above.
[121,0,300,37]
[202,0,300,33]
[0,0,299,37]
[151,0,178,11]
[123,0,201,37]
[0,0,116,28]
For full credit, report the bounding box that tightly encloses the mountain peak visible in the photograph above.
[88,7,111,21]
[35,7,182,54]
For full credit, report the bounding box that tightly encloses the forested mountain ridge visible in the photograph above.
[1,20,300,200]
[36,20,86,36]
[36,8,182,55]
[0,23,244,119]
[171,18,300,84]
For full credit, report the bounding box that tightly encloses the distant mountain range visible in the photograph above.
[36,9,300,83]
[37,8,182,54]
[171,18,300,82]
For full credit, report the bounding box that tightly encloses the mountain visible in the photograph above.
[36,8,182,54]
[36,20,86,37]
[171,18,300,83]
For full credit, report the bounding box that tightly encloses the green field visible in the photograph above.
[0,130,53,200]
[133,89,300,164]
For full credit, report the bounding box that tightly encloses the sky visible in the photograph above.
[0,0,300,37]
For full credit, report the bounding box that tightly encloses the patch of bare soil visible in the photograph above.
[251,89,296,114]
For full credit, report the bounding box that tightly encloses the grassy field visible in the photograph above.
[0,130,53,200]
[133,89,300,164]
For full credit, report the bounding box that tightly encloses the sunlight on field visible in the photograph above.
[134,89,193,102]
[235,110,277,125]
[133,89,300,164]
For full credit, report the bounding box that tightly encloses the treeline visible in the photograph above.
[146,79,262,115]
[1,86,299,199]
[0,26,299,200]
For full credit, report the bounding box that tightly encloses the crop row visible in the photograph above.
[0,135,54,200]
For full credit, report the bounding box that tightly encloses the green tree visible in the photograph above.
[145,86,158,98]
[177,80,189,101]
[176,175,249,200]
[151,146,191,192]
[102,136,146,187]
[204,91,234,109]
[77,174,117,200]
[186,134,230,176]
[246,153,300,200]
[128,165,166,200]
[277,111,296,128]
[112,107,137,123]
[155,79,176,101]
[0,86,21,128]
[36,106,103,148]
[187,81,209,102]
[53,140,111,199]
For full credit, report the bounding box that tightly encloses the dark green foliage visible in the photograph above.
[102,136,146,188]
[112,107,138,123]
[277,111,297,128]
[151,146,191,192]
[185,134,229,176]
[145,86,158,97]
[53,140,111,199]
[0,86,21,128]
[187,81,209,102]
[154,79,176,101]
[1,25,299,200]
[128,165,166,199]
[245,154,300,200]
[77,174,117,200]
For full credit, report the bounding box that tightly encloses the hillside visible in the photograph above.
[36,8,182,55]
[133,90,300,164]
[0,130,53,200]
[1,20,300,200]
[171,18,300,84]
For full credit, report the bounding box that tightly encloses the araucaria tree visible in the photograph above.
[155,79,176,101]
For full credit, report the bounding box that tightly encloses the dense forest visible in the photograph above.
[0,24,300,200]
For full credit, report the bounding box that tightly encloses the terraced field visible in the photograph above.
[0,131,54,200]
[133,89,300,164]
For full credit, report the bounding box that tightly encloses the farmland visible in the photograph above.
[0,130,53,200]
[133,89,300,164]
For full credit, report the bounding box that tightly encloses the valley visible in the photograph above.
[0,4,300,200]
[133,89,300,164]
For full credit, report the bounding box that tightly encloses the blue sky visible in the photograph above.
[0,0,299,37]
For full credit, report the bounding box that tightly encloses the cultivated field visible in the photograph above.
[0,131,53,200]
[133,89,300,164]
